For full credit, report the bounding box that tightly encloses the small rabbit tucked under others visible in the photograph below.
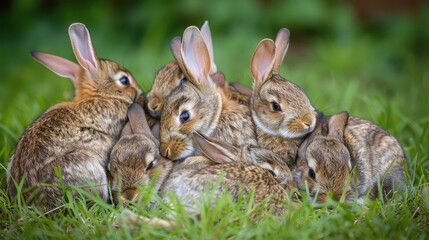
[145,21,249,121]
[158,26,294,185]
[109,103,298,217]
[252,28,408,202]
[6,23,142,210]
[293,112,356,202]
[294,111,408,202]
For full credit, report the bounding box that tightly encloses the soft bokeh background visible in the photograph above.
[1,0,428,183]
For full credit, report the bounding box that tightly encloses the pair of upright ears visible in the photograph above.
[31,23,99,86]
[251,28,290,86]
[169,21,217,89]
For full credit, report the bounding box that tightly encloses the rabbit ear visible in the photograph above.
[327,111,349,141]
[68,23,98,72]
[211,72,226,88]
[30,51,80,84]
[273,28,290,73]
[200,21,217,74]
[180,26,212,87]
[120,123,133,136]
[127,103,160,146]
[151,122,160,142]
[251,39,276,87]
[192,132,237,164]
[170,36,187,73]
[229,82,253,97]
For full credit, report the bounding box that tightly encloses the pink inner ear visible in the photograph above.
[181,26,211,85]
[31,51,80,83]
[211,72,226,88]
[200,21,217,74]
[251,39,276,83]
[69,23,98,71]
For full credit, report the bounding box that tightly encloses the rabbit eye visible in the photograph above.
[271,101,282,112]
[145,161,155,172]
[119,76,130,86]
[179,77,187,86]
[180,110,190,123]
[308,168,316,180]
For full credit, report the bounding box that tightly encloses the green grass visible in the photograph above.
[1,1,429,239]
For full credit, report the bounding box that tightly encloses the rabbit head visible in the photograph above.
[146,21,217,119]
[251,28,317,139]
[31,23,142,104]
[159,26,222,161]
[109,103,165,205]
[293,112,354,202]
[146,61,184,119]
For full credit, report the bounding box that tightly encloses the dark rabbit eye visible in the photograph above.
[119,76,130,86]
[271,101,282,111]
[179,77,187,86]
[308,168,316,180]
[145,161,154,172]
[180,110,190,123]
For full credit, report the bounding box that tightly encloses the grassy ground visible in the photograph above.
[1,1,429,239]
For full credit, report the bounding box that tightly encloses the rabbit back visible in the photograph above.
[7,101,123,208]
[159,158,289,216]
[344,116,407,198]
[212,96,258,147]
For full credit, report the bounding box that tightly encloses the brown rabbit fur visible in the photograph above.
[145,21,250,119]
[6,23,142,210]
[159,26,293,185]
[109,103,161,205]
[254,28,407,201]
[250,29,318,167]
[343,116,407,200]
[108,104,297,217]
[250,29,407,201]
[294,111,407,202]
[211,72,251,106]
[159,26,258,161]
[293,112,356,202]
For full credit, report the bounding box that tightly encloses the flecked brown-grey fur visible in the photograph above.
[6,25,142,210]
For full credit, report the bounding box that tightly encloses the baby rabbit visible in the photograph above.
[108,103,297,216]
[6,23,142,210]
[159,26,293,185]
[293,112,356,202]
[145,21,249,119]
[250,29,318,166]
[109,103,162,205]
[255,28,408,201]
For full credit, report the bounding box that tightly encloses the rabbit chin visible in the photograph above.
[171,147,196,162]
[253,115,310,139]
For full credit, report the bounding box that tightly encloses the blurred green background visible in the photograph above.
[1,0,428,183]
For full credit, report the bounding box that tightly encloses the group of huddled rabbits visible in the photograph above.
[7,22,409,217]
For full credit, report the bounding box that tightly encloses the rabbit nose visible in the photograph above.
[160,143,171,158]
[148,101,162,118]
[150,103,160,111]
[302,115,316,132]
[121,189,139,207]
